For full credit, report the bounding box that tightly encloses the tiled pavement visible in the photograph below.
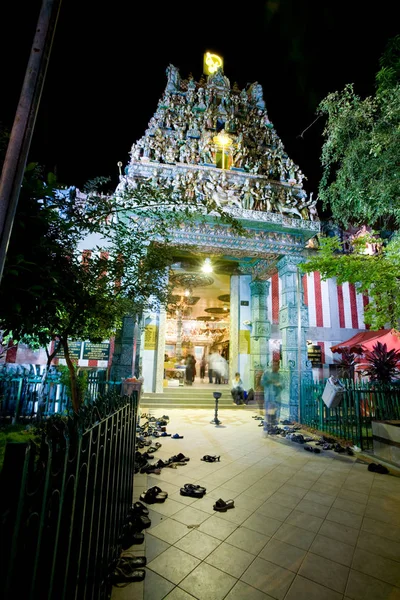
[112,408,400,600]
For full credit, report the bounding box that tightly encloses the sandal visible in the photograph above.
[128,501,149,516]
[111,564,146,586]
[172,433,184,439]
[117,554,146,568]
[201,455,220,463]
[183,483,206,494]
[119,528,144,550]
[213,498,234,512]
[180,486,205,498]
[175,453,190,462]
[139,486,168,504]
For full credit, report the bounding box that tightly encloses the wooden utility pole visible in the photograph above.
[0,0,62,283]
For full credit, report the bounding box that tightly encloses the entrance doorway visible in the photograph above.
[163,259,232,388]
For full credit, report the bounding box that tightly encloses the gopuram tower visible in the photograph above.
[112,59,320,421]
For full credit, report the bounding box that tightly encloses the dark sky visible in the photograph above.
[2,1,398,200]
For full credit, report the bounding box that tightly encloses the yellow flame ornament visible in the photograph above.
[204,52,223,75]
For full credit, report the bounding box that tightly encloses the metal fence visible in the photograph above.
[0,389,138,600]
[301,379,400,450]
[0,371,122,423]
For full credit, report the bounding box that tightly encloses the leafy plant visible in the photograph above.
[362,341,400,384]
[334,348,359,381]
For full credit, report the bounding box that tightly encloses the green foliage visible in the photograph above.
[0,425,41,472]
[317,35,400,230]
[334,349,359,380]
[300,233,400,329]
[0,160,243,410]
[56,365,88,403]
[301,36,400,331]
[362,341,400,384]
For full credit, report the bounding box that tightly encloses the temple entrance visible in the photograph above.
[163,255,233,389]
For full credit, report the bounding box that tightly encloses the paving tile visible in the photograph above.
[310,481,341,497]
[214,505,252,525]
[285,509,324,533]
[362,516,400,542]
[198,515,238,540]
[225,526,270,555]
[259,538,306,572]
[337,488,369,506]
[232,492,266,512]
[163,588,197,600]
[352,547,400,587]
[224,580,274,600]
[170,505,210,527]
[255,501,293,521]
[303,489,336,507]
[284,574,343,600]
[241,512,282,537]
[285,476,317,490]
[147,546,200,585]
[143,568,175,600]
[179,562,237,600]
[309,533,355,566]
[145,533,171,562]
[264,491,301,509]
[326,507,363,529]
[205,541,255,578]
[345,569,400,600]
[149,517,190,545]
[356,529,400,561]
[174,528,221,560]
[364,505,400,526]
[298,551,349,593]
[277,483,308,499]
[295,498,330,519]
[241,556,295,599]
[149,498,187,517]
[273,523,316,550]
[332,496,366,516]
[318,520,360,546]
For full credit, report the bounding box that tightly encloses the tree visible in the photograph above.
[317,35,400,230]
[300,36,400,329]
[0,165,243,412]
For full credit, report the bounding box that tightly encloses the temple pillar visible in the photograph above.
[249,280,271,404]
[277,255,312,421]
[230,275,252,389]
[110,314,135,381]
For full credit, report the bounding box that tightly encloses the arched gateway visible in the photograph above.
[111,62,320,421]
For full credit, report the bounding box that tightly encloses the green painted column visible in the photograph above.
[249,280,271,403]
[277,255,312,421]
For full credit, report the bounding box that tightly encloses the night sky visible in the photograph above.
[2,1,398,205]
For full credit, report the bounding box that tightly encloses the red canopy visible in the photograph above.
[331,330,388,353]
[331,329,400,354]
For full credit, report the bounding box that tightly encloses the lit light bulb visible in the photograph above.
[202,258,213,273]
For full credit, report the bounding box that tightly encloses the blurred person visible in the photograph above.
[231,372,245,405]
[261,360,283,430]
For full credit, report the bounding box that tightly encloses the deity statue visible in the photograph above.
[166,64,181,93]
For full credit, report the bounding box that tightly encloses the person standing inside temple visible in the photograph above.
[185,354,195,386]
[200,355,207,382]
[261,360,283,430]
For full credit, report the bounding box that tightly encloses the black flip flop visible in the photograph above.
[213,498,234,512]
[180,487,205,498]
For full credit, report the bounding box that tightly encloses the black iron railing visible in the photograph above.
[0,371,122,423]
[0,390,138,600]
[301,379,400,449]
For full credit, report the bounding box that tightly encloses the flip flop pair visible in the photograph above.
[213,498,234,512]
